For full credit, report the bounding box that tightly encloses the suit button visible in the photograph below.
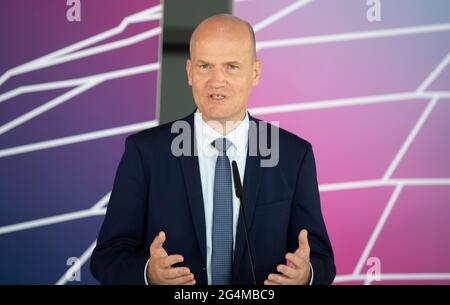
[202,267,206,272]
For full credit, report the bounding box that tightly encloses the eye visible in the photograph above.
[199,64,209,70]
[228,64,239,70]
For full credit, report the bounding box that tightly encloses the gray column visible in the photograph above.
[157,0,233,124]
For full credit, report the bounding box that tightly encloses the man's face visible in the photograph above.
[186,26,261,124]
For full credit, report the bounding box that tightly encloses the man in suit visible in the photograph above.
[90,14,335,285]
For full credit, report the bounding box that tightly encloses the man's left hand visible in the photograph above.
[264,229,311,285]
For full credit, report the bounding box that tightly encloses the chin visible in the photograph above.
[201,107,232,121]
[205,113,230,122]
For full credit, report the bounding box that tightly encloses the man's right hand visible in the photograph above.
[146,231,196,285]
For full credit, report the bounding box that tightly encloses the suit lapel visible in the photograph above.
[178,113,207,267]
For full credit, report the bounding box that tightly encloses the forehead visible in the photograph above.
[191,35,253,62]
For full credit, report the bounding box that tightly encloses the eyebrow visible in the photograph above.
[225,61,241,65]
[195,60,242,65]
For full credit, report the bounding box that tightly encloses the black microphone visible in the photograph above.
[231,160,257,285]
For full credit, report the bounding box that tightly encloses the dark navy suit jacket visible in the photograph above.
[90,112,335,285]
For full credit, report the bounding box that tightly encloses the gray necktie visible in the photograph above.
[211,137,233,285]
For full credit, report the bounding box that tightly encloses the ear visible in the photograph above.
[186,59,193,86]
[252,59,262,86]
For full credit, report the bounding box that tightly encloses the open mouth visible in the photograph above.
[208,94,227,101]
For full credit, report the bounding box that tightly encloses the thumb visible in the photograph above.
[298,229,310,252]
[150,231,166,255]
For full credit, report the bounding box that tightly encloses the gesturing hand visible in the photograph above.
[264,229,311,285]
[146,231,196,285]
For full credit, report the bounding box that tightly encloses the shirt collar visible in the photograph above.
[194,109,249,155]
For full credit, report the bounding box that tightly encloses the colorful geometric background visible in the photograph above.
[0,0,160,284]
[0,0,449,284]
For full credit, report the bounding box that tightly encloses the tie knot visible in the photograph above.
[212,137,231,156]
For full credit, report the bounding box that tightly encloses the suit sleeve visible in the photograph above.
[90,135,149,284]
[289,143,336,285]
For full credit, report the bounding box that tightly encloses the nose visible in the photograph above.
[207,67,226,88]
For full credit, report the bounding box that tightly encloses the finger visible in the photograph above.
[286,259,295,268]
[285,253,309,270]
[150,231,166,255]
[264,279,280,285]
[277,264,298,279]
[294,246,310,261]
[268,273,295,285]
[162,267,191,280]
[298,229,310,253]
[182,279,196,285]
[166,273,195,285]
[159,254,184,268]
